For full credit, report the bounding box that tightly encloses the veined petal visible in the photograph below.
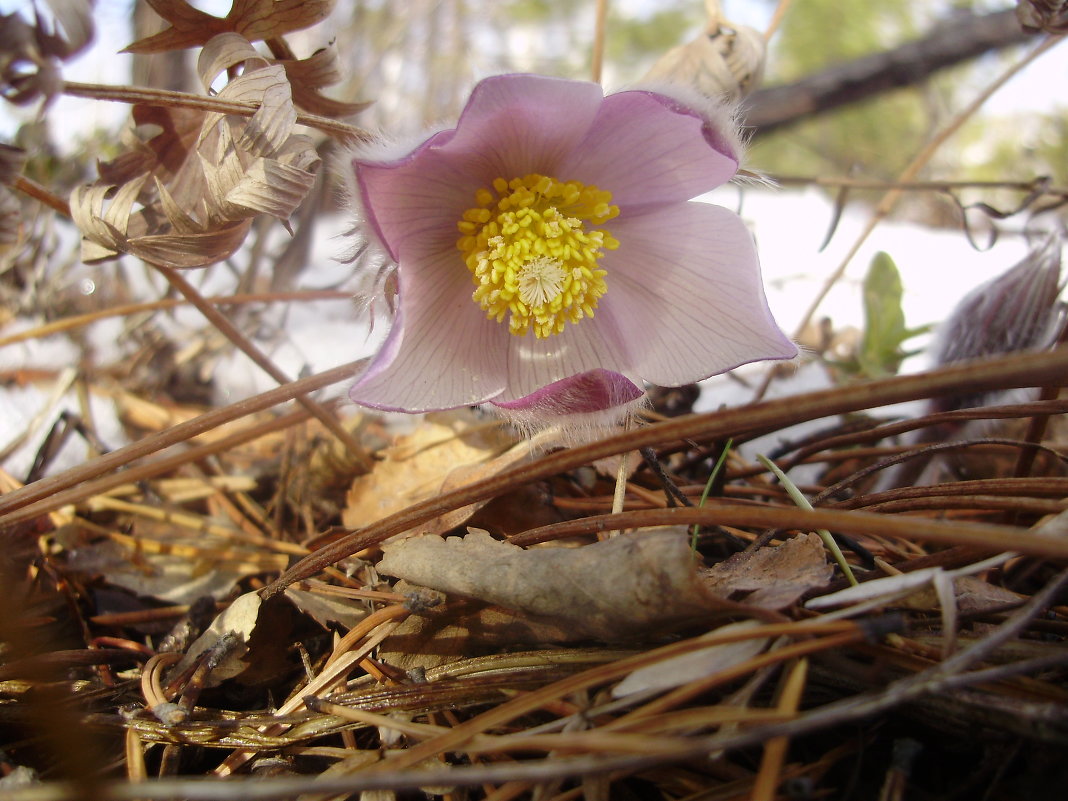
[445,74,606,182]
[496,309,635,402]
[558,89,740,212]
[352,75,605,261]
[349,249,507,412]
[604,202,797,385]
[493,369,643,414]
[354,153,472,262]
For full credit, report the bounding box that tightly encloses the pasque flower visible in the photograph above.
[344,74,796,423]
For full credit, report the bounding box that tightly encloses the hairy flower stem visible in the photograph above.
[609,418,632,533]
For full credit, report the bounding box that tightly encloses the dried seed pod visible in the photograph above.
[643,0,766,100]
[929,237,1064,415]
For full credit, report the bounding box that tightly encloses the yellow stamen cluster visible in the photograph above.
[456,173,619,338]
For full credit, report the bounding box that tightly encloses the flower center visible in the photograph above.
[456,173,619,338]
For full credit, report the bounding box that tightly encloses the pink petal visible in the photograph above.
[348,249,508,412]
[442,74,605,182]
[603,202,797,385]
[354,75,605,261]
[495,310,636,402]
[557,90,739,211]
[353,153,476,263]
[492,369,643,415]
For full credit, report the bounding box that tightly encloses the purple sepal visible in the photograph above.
[491,369,643,415]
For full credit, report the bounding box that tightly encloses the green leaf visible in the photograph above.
[857,251,923,377]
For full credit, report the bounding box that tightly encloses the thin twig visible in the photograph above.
[763,0,795,40]
[62,81,373,143]
[0,361,362,522]
[13,175,72,216]
[506,505,1068,560]
[0,290,352,348]
[770,174,1068,195]
[153,266,371,471]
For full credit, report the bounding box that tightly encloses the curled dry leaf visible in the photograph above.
[807,563,1025,617]
[0,142,25,184]
[342,409,519,534]
[379,583,578,672]
[702,532,834,610]
[97,105,204,186]
[1017,0,1068,33]
[167,591,303,688]
[899,575,1025,617]
[284,587,369,630]
[38,0,94,57]
[171,590,262,685]
[0,0,93,106]
[378,529,735,642]
[72,33,319,269]
[124,0,335,54]
[274,41,370,118]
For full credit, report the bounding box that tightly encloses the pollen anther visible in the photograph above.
[457,173,618,338]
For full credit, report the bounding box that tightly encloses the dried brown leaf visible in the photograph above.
[702,533,834,610]
[65,538,251,605]
[380,587,583,672]
[0,142,26,184]
[378,529,732,641]
[0,0,92,106]
[69,174,151,262]
[39,0,94,58]
[73,33,319,268]
[97,105,204,186]
[0,186,19,256]
[0,14,60,106]
[1017,0,1068,33]
[901,575,1025,616]
[279,44,370,118]
[124,0,335,54]
[343,410,517,532]
[171,590,262,686]
[0,0,91,108]
[222,157,316,220]
[153,176,203,234]
[123,222,254,269]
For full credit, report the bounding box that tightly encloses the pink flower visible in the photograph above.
[344,74,796,423]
